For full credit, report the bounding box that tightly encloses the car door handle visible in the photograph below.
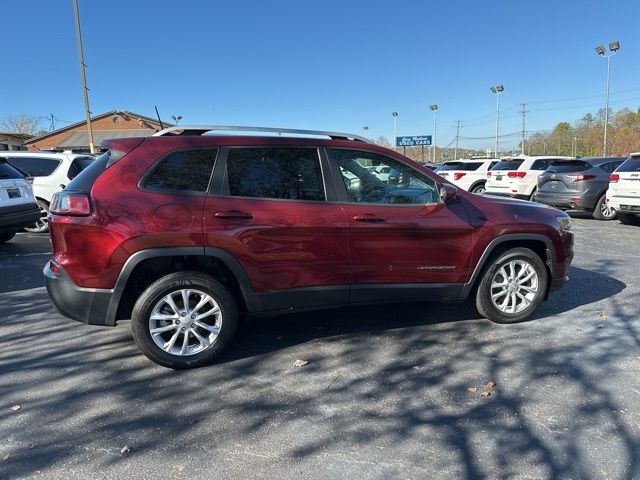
[213,210,253,220]
[353,214,386,223]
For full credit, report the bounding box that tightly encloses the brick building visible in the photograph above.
[24,110,171,152]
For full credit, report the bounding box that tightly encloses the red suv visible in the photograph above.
[44,126,574,369]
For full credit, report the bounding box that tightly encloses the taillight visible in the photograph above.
[507,171,527,178]
[609,173,620,183]
[570,174,596,182]
[487,171,492,177]
[50,191,91,216]
[453,172,466,181]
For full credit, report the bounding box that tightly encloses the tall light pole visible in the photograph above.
[429,104,438,162]
[392,112,398,151]
[490,85,504,158]
[362,125,369,139]
[72,0,95,153]
[595,41,620,157]
[171,115,183,124]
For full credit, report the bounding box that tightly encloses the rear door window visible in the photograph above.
[7,156,61,176]
[143,149,218,193]
[224,147,325,201]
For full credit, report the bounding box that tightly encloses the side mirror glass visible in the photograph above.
[440,183,458,204]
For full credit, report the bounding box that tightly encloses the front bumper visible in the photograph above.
[0,204,40,234]
[44,261,115,326]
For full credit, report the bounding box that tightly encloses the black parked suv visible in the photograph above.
[535,157,625,220]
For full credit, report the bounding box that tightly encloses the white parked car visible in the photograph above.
[370,165,392,183]
[0,158,40,243]
[485,155,573,200]
[3,151,95,232]
[606,153,640,225]
[436,158,499,194]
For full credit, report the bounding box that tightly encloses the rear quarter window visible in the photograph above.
[143,149,218,193]
[6,156,61,176]
[531,159,551,170]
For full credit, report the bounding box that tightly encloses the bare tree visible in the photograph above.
[0,114,42,135]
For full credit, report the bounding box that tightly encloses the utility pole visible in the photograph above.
[454,120,461,160]
[73,0,95,153]
[48,114,57,132]
[520,103,527,155]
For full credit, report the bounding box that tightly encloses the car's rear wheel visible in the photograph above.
[471,183,486,194]
[593,195,616,220]
[131,271,238,369]
[24,199,49,233]
[528,188,537,202]
[475,247,548,324]
[0,232,16,244]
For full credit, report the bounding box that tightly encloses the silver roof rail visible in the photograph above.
[152,125,373,143]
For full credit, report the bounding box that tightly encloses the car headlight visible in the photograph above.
[556,215,572,234]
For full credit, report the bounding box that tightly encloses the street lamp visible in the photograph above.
[429,104,438,162]
[362,125,369,138]
[595,41,620,156]
[171,115,183,125]
[490,85,504,158]
[392,112,398,151]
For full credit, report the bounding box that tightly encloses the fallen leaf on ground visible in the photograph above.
[293,359,308,368]
[636,421,640,430]
[480,391,491,398]
[28,444,37,449]
[2,453,11,463]
[596,323,605,329]
[10,405,20,412]
[600,312,608,320]
[467,387,477,394]
[120,445,131,454]
[486,380,497,389]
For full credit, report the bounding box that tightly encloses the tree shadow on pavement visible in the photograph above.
[0,263,637,479]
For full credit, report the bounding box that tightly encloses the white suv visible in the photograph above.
[436,158,499,194]
[0,158,40,243]
[486,155,573,200]
[606,153,640,225]
[3,151,94,232]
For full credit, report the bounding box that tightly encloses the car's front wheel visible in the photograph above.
[475,247,548,324]
[131,271,238,369]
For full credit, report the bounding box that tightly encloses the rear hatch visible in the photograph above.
[486,158,524,191]
[0,160,35,208]
[538,159,594,194]
[610,156,640,208]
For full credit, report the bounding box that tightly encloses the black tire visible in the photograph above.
[131,271,238,369]
[618,212,639,225]
[592,194,616,220]
[0,232,16,243]
[470,183,486,194]
[24,199,49,233]
[475,247,548,324]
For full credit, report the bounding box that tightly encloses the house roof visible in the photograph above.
[23,110,172,145]
[0,132,33,140]
[57,129,155,148]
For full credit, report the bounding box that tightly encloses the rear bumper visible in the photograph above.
[0,204,40,233]
[535,190,600,210]
[44,261,115,326]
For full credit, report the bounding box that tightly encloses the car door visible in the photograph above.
[204,146,349,310]
[325,148,474,303]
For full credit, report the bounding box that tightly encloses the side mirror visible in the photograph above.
[440,183,458,204]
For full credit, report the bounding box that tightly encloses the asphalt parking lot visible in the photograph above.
[1,216,639,479]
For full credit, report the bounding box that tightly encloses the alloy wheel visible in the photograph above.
[148,289,222,356]
[490,260,539,314]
